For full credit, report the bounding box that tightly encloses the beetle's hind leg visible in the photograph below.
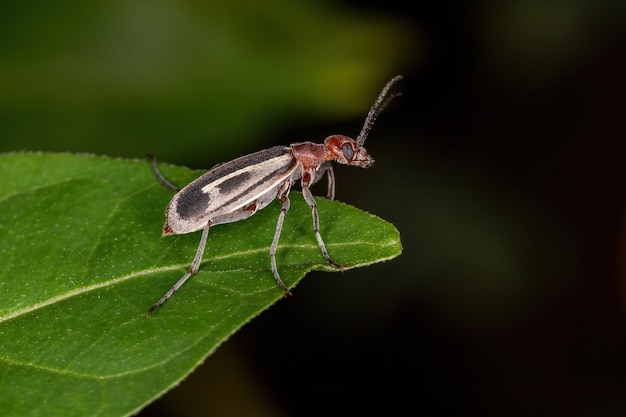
[148,221,211,313]
[149,202,265,313]
[148,154,181,192]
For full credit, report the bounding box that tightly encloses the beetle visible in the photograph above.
[148,75,403,313]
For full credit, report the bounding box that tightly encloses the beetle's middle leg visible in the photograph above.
[269,181,293,295]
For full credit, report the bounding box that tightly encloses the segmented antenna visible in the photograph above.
[356,75,403,146]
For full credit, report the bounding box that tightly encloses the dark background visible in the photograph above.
[3,1,626,416]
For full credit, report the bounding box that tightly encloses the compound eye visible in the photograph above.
[341,143,354,160]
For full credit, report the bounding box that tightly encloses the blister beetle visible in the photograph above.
[148,75,402,313]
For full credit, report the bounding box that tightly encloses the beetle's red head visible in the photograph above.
[324,135,374,168]
[323,76,402,169]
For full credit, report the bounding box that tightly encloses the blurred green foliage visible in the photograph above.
[0,0,411,163]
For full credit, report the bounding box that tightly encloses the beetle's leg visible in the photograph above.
[315,162,335,200]
[269,181,292,295]
[148,154,180,192]
[148,221,211,313]
[326,166,335,200]
[301,175,342,270]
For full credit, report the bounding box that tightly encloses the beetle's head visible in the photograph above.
[324,135,374,168]
[324,76,402,169]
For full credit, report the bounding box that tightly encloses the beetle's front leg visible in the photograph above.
[316,162,335,200]
[301,171,342,270]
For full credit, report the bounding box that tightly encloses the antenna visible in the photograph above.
[356,75,403,146]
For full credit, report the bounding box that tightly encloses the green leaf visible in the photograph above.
[0,152,401,416]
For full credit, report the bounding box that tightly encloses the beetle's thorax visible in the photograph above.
[289,141,327,170]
